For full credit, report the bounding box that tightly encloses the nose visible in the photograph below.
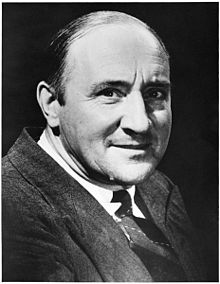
[120,91,151,134]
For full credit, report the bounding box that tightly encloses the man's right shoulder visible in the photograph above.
[3,153,32,193]
[3,153,18,175]
[2,153,49,214]
[2,154,25,195]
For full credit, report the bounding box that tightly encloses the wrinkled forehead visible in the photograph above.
[65,23,169,80]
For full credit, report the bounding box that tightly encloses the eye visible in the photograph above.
[146,88,167,100]
[98,88,124,98]
[101,89,117,97]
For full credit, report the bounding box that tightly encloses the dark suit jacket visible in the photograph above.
[2,128,205,281]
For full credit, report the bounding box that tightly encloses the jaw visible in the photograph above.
[91,154,159,187]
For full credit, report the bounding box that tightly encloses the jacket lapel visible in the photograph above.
[137,171,205,281]
[63,178,153,282]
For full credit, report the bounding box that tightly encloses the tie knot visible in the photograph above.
[111,190,133,218]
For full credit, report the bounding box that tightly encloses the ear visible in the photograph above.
[37,81,61,128]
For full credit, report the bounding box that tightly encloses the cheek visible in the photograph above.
[64,107,120,147]
[79,106,122,138]
[154,109,172,136]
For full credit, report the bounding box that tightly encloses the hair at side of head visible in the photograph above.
[45,10,169,105]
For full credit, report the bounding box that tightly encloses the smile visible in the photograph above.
[112,143,151,150]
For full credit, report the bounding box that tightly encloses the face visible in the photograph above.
[58,24,171,187]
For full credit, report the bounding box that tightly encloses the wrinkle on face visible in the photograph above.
[65,24,169,92]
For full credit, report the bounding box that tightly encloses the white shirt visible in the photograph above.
[38,130,145,219]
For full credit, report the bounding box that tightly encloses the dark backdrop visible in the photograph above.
[2,3,218,280]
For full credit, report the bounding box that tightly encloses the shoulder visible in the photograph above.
[148,169,177,194]
[2,141,61,237]
[2,153,76,281]
[2,152,47,210]
[137,169,188,232]
[149,170,185,206]
[138,169,179,207]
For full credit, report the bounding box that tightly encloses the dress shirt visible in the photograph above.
[38,129,145,219]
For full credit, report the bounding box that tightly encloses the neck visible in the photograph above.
[45,126,129,191]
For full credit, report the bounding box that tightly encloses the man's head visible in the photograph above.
[37,11,172,187]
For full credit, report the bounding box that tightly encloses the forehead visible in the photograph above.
[65,23,169,84]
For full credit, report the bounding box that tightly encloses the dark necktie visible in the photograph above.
[111,189,133,218]
[111,189,187,281]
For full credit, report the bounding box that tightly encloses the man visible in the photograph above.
[2,11,205,281]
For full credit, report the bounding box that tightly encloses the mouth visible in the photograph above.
[112,143,152,150]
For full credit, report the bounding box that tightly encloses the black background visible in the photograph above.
[2,3,218,280]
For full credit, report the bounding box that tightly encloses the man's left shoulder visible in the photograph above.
[148,169,176,194]
[137,169,187,227]
[138,169,177,202]
[146,170,187,215]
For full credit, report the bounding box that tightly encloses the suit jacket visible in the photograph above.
[2,128,206,281]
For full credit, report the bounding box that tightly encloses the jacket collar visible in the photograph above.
[137,166,205,281]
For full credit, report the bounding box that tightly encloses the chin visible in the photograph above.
[110,162,156,186]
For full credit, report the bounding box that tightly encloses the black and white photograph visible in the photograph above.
[2,3,218,281]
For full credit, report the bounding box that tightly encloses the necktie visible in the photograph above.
[112,189,172,245]
[111,190,187,281]
[111,189,133,218]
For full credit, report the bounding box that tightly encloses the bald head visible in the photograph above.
[45,11,169,105]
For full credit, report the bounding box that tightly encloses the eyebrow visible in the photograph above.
[144,80,171,89]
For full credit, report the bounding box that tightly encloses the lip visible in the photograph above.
[112,143,151,150]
